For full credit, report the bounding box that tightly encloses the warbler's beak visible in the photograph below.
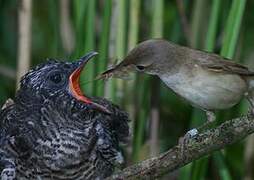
[97,62,134,80]
[69,52,111,114]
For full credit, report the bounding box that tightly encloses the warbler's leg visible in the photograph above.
[196,110,216,132]
[183,110,216,138]
[178,110,216,157]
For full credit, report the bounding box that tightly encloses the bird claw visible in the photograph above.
[1,167,16,180]
[179,128,199,158]
[185,128,199,138]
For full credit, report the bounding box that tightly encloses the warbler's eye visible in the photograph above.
[136,65,145,71]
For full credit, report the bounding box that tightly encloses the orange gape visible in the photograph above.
[69,66,92,104]
[69,65,111,114]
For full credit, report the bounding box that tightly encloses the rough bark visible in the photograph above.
[108,113,254,179]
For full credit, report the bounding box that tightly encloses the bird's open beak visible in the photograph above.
[69,52,111,114]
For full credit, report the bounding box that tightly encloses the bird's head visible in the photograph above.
[99,39,174,79]
[19,51,110,113]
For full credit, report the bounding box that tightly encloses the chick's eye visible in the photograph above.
[136,65,145,71]
[49,73,62,84]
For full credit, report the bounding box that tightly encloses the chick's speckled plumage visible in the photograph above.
[0,55,130,180]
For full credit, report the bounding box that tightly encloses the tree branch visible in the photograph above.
[108,114,254,179]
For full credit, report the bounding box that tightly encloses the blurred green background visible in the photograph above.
[1,0,254,179]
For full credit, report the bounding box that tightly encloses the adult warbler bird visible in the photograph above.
[99,39,254,133]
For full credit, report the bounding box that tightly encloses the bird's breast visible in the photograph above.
[16,127,99,179]
[160,66,247,110]
[36,129,92,161]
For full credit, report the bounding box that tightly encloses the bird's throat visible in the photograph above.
[69,65,111,114]
[69,66,92,104]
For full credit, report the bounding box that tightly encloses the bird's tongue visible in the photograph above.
[69,52,111,114]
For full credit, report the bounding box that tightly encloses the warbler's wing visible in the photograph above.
[194,51,254,76]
